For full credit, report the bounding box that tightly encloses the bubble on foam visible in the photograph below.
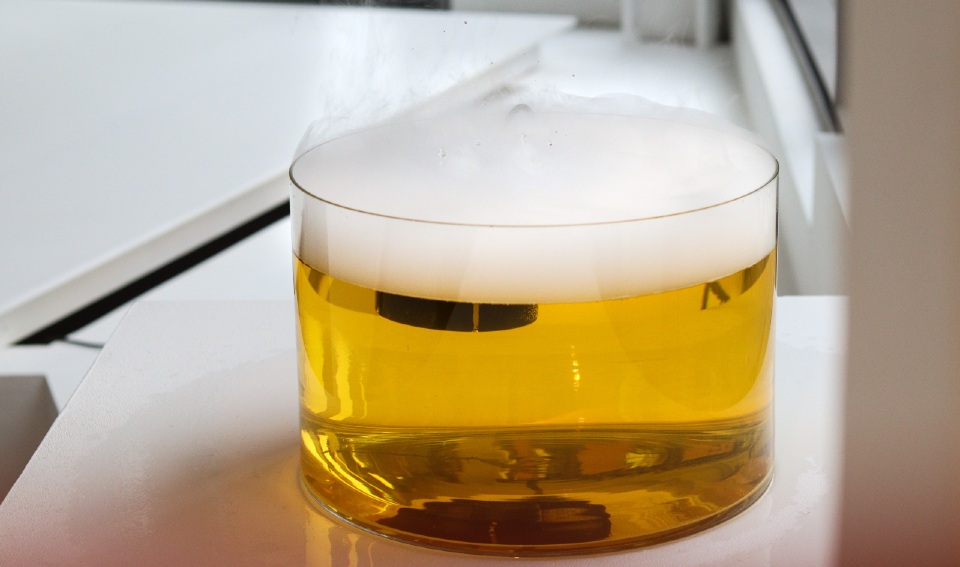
[291,94,778,303]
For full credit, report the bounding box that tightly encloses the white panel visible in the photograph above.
[840,1,960,564]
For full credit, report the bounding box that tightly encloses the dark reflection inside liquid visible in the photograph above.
[378,498,611,545]
[376,292,538,332]
[301,419,771,553]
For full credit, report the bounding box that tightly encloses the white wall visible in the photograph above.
[840,1,960,564]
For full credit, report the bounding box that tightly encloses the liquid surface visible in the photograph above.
[295,251,775,555]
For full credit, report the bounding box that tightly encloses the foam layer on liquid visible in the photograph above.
[291,110,777,304]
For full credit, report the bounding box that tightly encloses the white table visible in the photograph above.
[0,297,846,566]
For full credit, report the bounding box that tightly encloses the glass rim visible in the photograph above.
[289,112,780,229]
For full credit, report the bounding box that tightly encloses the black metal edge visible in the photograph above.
[769,0,841,133]
[17,201,291,345]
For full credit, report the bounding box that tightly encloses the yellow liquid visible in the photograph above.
[296,251,775,555]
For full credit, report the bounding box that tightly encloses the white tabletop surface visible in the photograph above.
[0,0,572,345]
[0,296,845,566]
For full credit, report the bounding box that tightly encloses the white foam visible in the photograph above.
[291,108,777,303]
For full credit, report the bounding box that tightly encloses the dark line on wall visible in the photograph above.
[58,338,107,350]
[770,0,841,133]
[17,201,291,345]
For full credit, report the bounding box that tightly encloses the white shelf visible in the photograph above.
[0,297,845,566]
